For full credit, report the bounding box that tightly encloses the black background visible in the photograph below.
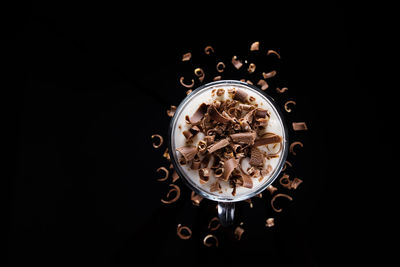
[7,1,381,267]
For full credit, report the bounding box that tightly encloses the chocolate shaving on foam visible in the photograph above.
[289,141,303,156]
[176,146,197,161]
[230,132,257,145]
[199,168,211,184]
[233,88,248,103]
[179,77,194,88]
[249,147,264,167]
[210,181,222,192]
[177,224,192,239]
[156,167,169,182]
[161,184,181,204]
[254,133,282,146]
[271,193,293,212]
[189,103,208,124]
[208,104,231,123]
[151,134,163,148]
[207,138,230,154]
[222,158,238,181]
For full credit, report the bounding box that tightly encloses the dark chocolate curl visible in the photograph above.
[233,88,248,103]
[189,103,208,124]
[230,132,257,145]
[207,138,230,154]
[176,146,197,161]
[254,134,282,146]
[222,158,238,181]
[209,104,230,123]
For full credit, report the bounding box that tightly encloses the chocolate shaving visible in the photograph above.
[276,87,288,93]
[194,68,205,82]
[207,138,230,154]
[213,75,222,81]
[282,160,292,172]
[233,88,248,103]
[182,52,191,61]
[186,89,192,95]
[216,62,225,73]
[191,155,201,170]
[163,148,170,161]
[290,177,303,189]
[254,133,282,147]
[267,49,281,59]
[151,134,163,148]
[208,217,221,231]
[156,167,169,182]
[166,105,176,117]
[262,70,277,79]
[292,122,308,131]
[210,181,222,192]
[176,146,197,161]
[279,173,291,189]
[191,191,203,206]
[257,79,269,90]
[289,141,303,156]
[234,226,245,240]
[189,103,208,124]
[208,104,231,123]
[284,100,296,113]
[271,193,293,212]
[203,234,219,247]
[222,158,238,181]
[161,184,181,204]
[179,76,194,88]
[265,218,275,227]
[199,168,210,184]
[204,45,214,55]
[250,41,260,51]
[247,63,256,73]
[232,55,243,69]
[230,132,256,145]
[177,224,192,240]
[267,185,278,194]
[172,170,180,183]
[249,147,264,167]
[182,130,193,139]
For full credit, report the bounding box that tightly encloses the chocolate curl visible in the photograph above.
[208,104,231,123]
[172,170,180,183]
[191,191,203,206]
[276,87,289,93]
[204,45,214,55]
[156,167,169,182]
[267,49,281,59]
[151,134,163,148]
[233,88,248,103]
[176,146,197,161]
[271,193,293,212]
[189,103,208,124]
[216,62,225,73]
[179,77,194,88]
[199,168,210,184]
[279,173,291,189]
[207,138,230,154]
[208,217,221,231]
[203,234,219,247]
[222,158,238,181]
[289,141,304,156]
[254,133,282,147]
[230,132,257,145]
[177,224,192,239]
[262,70,277,79]
[284,100,296,113]
[161,184,181,204]
[210,181,222,192]
[234,226,245,240]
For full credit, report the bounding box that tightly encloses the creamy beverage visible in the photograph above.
[170,81,287,200]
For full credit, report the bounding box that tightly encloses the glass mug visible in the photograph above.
[168,80,288,226]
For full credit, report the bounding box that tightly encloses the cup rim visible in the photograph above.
[168,80,289,202]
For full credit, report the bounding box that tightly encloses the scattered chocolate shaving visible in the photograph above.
[232,55,243,69]
[271,193,293,212]
[216,62,225,73]
[250,41,260,51]
[267,49,281,59]
[254,133,282,146]
[222,158,238,181]
[199,168,210,184]
[176,146,198,161]
[233,88,248,103]
[163,148,170,161]
[282,160,292,172]
[284,100,296,113]
[214,167,224,178]
[179,76,194,88]
[234,226,245,240]
[161,184,181,204]
[262,70,277,79]
[265,218,275,227]
[191,191,203,206]
[156,167,169,182]
[289,141,303,156]
[279,173,291,189]
[267,185,278,194]
[166,105,177,117]
[172,170,180,183]
[213,75,222,81]
[203,234,219,247]
[189,103,208,124]
[186,89,192,95]
[207,138,230,154]
[257,79,269,90]
[244,198,253,208]
[247,63,256,73]
[208,217,221,231]
[151,134,164,150]
[177,224,192,240]
[194,68,205,82]
[204,45,214,55]
[182,52,191,61]
[292,122,308,131]
[276,87,288,93]
[290,177,303,189]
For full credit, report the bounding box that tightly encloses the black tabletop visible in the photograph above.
[8,2,380,267]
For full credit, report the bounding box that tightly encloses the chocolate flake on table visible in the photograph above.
[247,63,256,73]
[289,141,303,156]
[163,148,170,160]
[234,226,245,240]
[267,184,278,194]
[284,100,296,113]
[172,170,180,183]
[282,160,292,172]
[179,77,195,88]
[194,68,205,82]
[271,193,293,212]
[232,55,243,69]
[257,79,269,90]
[213,75,222,81]
[290,177,303,189]
[151,134,164,148]
[267,49,281,59]
[177,224,192,240]
[191,191,203,206]
[265,218,275,227]
[250,41,260,51]
[208,217,221,231]
[216,62,225,73]
[292,122,308,131]
[161,184,181,204]
[182,52,192,62]
[186,89,193,95]
[156,167,169,182]
[167,105,177,117]
[262,70,277,79]
[279,173,291,189]
[203,234,219,247]
[276,87,288,93]
[204,45,215,55]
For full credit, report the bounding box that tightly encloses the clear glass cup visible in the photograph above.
[168,80,288,226]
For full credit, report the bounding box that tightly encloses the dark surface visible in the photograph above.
[8,2,377,267]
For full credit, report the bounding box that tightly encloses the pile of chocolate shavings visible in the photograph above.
[176,88,283,196]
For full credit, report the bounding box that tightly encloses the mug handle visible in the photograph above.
[217,202,235,226]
